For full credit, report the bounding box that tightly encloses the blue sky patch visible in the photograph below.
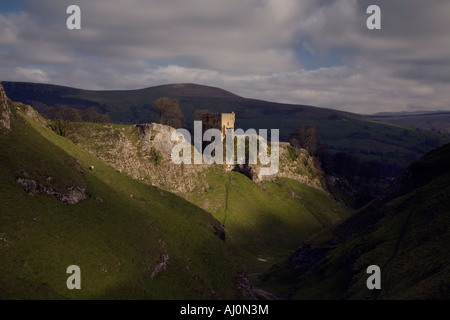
[0,0,22,13]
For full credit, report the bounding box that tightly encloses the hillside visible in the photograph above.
[3,81,449,170]
[371,111,450,135]
[0,85,247,299]
[0,83,351,299]
[64,116,351,275]
[258,143,450,299]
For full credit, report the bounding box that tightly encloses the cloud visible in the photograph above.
[9,67,50,83]
[1,0,450,114]
[7,0,305,73]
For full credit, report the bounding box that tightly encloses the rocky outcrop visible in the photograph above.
[71,121,325,195]
[235,142,324,190]
[236,273,277,300]
[150,239,169,280]
[16,176,86,205]
[22,104,48,126]
[0,82,11,133]
[260,144,324,190]
[73,122,208,195]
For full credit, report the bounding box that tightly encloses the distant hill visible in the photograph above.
[258,143,450,299]
[370,111,450,134]
[371,110,450,116]
[156,83,240,98]
[3,81,450,169]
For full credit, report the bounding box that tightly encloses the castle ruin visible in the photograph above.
[202,112,235,139]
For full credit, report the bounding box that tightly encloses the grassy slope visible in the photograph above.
[0,101,243,299]
[185,170,351,274]
[3,81,449,168]
[64,120,351,279]
[0,98,352,299]
[258,144,450,299]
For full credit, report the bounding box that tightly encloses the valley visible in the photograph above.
[1,81,449,300]
[0,83,350,299]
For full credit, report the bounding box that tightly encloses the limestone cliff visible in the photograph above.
[71,122,209,194]
[70,122,325,194]
[0,82,11,133]
[6,93,325,195]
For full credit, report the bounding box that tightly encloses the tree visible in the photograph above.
[152,97,185,128]
[44,105,81,137]
[289,124,319,155]
[194,109,211,121]
[81,107,110,123]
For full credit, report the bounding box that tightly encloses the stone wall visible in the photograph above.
[220,112,235,137]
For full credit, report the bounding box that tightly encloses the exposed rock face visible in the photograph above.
[232,142,324,191]
[71,121,325,195]
[74,122,208,194]
[236,273,257,300]
[268,144,324,189]
[16,176,86,205]
[0,82,11,133]
[150,239,169,280]
[235,273,277,300]
[22,104,48,126]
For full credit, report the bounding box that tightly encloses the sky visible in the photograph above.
[1,0,450,114]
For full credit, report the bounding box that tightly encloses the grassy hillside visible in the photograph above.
[0,84,353,299]
[64,120,351,278]
[3,81,449,169]
[185,170,350,274]
[0,99,245,299]
[258,143,450,299]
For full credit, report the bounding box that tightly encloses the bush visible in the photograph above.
[150,146,162,166]
[286,145,299,161]
[289,124,319,155]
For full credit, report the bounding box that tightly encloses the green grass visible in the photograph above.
[186,169,351,274]
[66,119,348,281]
[258,144,450,299]
[0,102,243,299]
[0,98,354,299]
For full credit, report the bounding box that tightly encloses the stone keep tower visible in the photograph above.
[202,112,235,139]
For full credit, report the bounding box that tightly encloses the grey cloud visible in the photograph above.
[12,0,304,72]
[1,0,450,114]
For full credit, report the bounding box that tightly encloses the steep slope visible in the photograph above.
[3,81,448,169]
[65,120,350,275]
[186,172,350,274]
[0,82,352,299]
[0,84,245,299]
[259,143,450,299]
